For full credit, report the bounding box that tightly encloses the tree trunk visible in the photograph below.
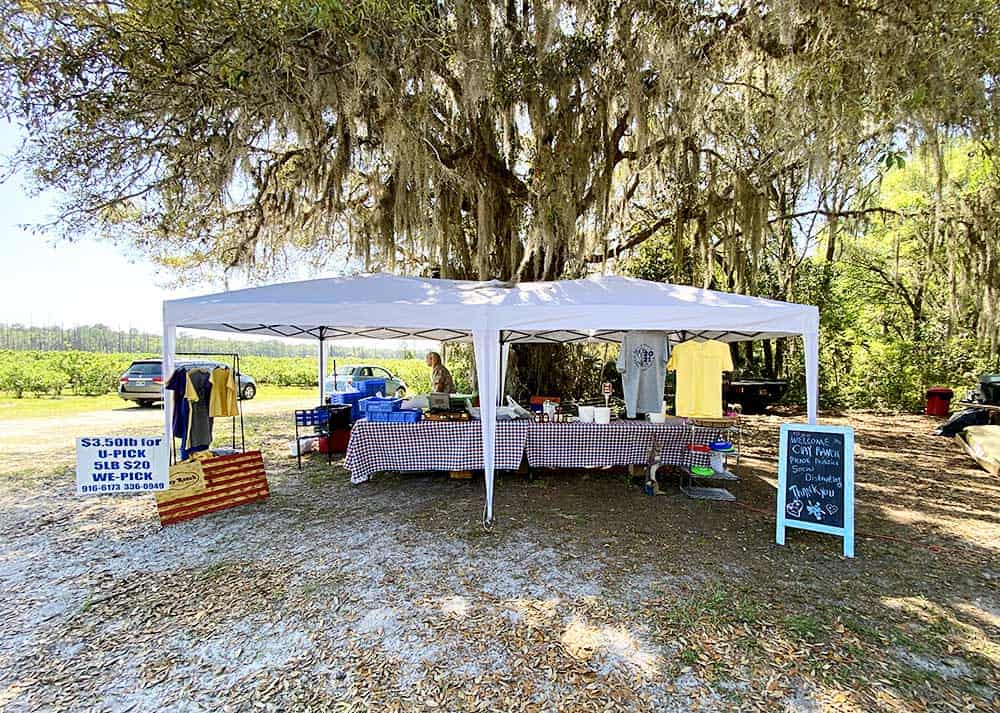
[730,341,744,371]
[743,341,756,374]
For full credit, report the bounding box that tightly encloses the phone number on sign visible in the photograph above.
[79,482,166,494]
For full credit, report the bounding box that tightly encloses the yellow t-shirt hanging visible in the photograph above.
[209,367,239,417]
[667,340,734,418]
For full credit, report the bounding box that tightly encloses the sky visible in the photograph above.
[0,120,439,352]
[0,120,209,332]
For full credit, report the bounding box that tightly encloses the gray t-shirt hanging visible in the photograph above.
[616,331,670,418]
[186,369,215,450]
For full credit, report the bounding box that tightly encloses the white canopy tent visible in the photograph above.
[163,273,819,525]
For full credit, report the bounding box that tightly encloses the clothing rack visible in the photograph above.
[172,352,247,459]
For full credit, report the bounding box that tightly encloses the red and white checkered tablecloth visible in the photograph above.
[345,420,530,484]
[524,421,727,470]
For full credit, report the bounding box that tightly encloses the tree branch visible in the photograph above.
[582,215,672,264]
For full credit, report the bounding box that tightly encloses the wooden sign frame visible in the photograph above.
[776,424,855,558]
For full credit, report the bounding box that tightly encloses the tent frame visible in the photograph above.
[162,274,819,527]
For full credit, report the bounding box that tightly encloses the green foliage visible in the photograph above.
[843,337,991,411]
[3,0,997,283]
[776,147,1000,412]
[55,351,136,395]
[239,356,319,388]
[0,360,31,398]
[619,233,679,284]
[0,352,73,398]
[0,350,454,399]
[0,322,417,359]
[618,139,1000,413]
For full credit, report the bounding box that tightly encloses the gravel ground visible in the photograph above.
[0,408,998,711]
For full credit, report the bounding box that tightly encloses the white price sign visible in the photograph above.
[75,436,169,496]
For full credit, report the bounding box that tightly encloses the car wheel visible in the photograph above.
[137,400,154,408]
[241,383,256,400]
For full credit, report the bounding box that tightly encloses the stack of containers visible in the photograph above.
[327,389,364,421]
[371,409,422,423]
[360,396,422,423]
[358,396,403,416]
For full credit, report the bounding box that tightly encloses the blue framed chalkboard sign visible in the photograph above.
[776,424,855,558]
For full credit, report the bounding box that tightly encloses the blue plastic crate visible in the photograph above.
[327,390,363,421]
[360,396,403,414]
[368,408,422,424]
[355,378,388,397]
[327,389,362,405]
[295,407,329,427]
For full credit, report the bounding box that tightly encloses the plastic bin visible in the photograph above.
[355,379,388,397]
[327,390,361,405]
[925,387,954,417]
[327,390,363,421]
[359,396,403,414]
[368,409,422,423]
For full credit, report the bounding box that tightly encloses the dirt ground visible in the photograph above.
[0,407,997,712]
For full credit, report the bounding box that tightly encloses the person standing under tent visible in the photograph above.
[426,351,456,393]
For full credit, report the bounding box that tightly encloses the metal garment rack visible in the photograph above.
[172,352,247,459]
[679,419,742,501]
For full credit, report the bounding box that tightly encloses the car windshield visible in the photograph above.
[334,366,356,375]
[128,362,161,376]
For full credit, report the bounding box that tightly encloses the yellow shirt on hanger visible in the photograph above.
[209,367,239,417]
[667,340,734,418]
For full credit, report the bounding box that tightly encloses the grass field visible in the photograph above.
[0,384,318,421]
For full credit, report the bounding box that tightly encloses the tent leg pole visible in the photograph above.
[473,329,499,531]
[804,329,819,424]
[318,332,327,405]
[162,319,176,463]
[499,342,510,405]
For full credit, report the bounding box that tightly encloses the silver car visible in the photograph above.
[118,359,257,407]
[323,364,407,396]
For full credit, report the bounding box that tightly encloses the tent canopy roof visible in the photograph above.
[164,273,818,343]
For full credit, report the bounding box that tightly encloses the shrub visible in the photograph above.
[0,360,31,398]
[0,357,69,398]
[35,367,69,396]
[56,351,134,395]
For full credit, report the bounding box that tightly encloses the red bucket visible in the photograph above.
[925,387,954,417]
